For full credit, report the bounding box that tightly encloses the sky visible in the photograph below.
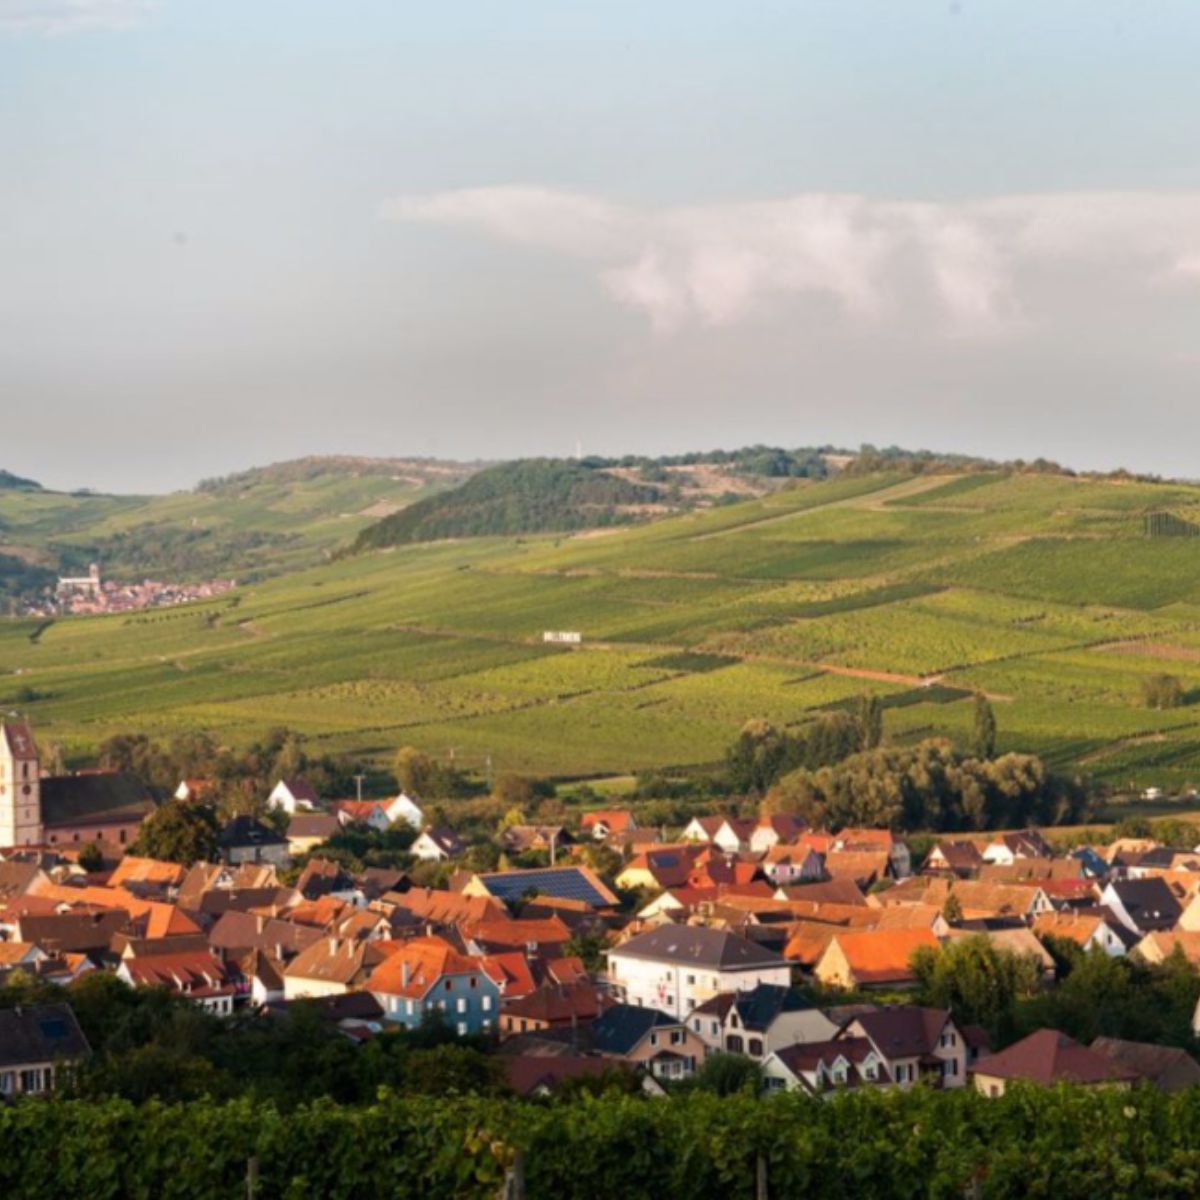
[3,1,1200,493]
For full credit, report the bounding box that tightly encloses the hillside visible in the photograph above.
[0,457,478,602]
[6,468,1200,787]
[351,459,666,550]
[0,469,42,491]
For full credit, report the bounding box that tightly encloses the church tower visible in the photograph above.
[0,721,43,848]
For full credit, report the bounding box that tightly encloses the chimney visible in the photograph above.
[401,960,411,989]
[327,937,337,954]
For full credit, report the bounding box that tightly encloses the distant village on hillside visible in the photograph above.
[21,564,236,617]
[3,716,1200,1106]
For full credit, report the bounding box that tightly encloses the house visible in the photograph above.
[812,928,938,991]
[590,1002,706,1083]
[266,779,319,815]
[207,910,322,962]
[678,816,756,852]
[982,830,1053,866]
[1032,910,1130,957]
[498,979,612,1037]
[117,950,238,1016]
[0,941,47,971]
[107,855,187,892]
[282,936,386,1000]
[973,1029,1138,1096]
[500,825,573,857]
[761,844,825,887]
[1089,1037,1200,1092]
[384,793,424,830]
[217,816,290,867]
[580,810,636,840]
[239,950,286,1007]
[411,827,466,863]
[365,935,500,1036]
[762,1036,890,1095]
[1131,929,1200,967]
[839,1006,969,1089]
[174,778,215,803]
[687,983,837,1059]
[503,1055,640,1098]
[286,811,339,857]
[606,925,791,1020]
[462,866,619,910]
[332,800,393,833]
[0,1004,90,1097]
[748,815,808,854]
[833,829,912,879]
[1100,877,1182,935]
[881,878,1053,922]
[822,850,891,890]
[615,846,703,892]
[923,840,984,879]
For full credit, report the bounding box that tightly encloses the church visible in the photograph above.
[0,721,157,851]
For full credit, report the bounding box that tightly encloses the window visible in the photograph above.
[481,995,493,1012]
[711,1021,719,1036]
[670,1030,683,1045]
[686,974,695,985]
[748,1038,763,1057]
[865,1064,877,1081]
[20,1068,45,1094]
[444,980,452,991]
[726,1035,744,1054]
[649,1033,658,1047]
[0,1072,12,1095]
[456,1022,467,1037]
[456,997,468,1014]
[469,977,477,988]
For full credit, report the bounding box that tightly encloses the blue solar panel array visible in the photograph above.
[482,867,609,907]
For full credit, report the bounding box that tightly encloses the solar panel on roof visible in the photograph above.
[38,1018,68,1040]
[485,868,607,906]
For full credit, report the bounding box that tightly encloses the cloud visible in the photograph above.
[382,185,1200,337]
[0,0,152,34]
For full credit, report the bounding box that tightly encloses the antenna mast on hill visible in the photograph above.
[354,774,365,802]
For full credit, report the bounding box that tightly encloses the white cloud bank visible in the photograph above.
[382,186,1200,336]
[0,0,152,33]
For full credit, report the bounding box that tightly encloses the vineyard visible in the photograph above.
[5,470,1200,784]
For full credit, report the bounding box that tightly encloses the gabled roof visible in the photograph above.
[610,924,787,971]
[1089,1037,1200,1091]
[844,1006,952,1059]
[284,936,386,985]
[975,1029,1139,1085]
[0,1003,89,1068]
[120,950,233,992]
[581,810,635,834]
[41,772,156,829]
[208,909,322,957]
[277,778,320,804]
[288,812,339,840]
[926,840,984,871]
[0,721,38,763]
[730,983,815,1031]
[502,979,610,1024]
[1103,877,1183,930]
[365,935,482,998]
[472,866,619,908]
[821,928,938,984]
[218,816,287,850]
[591,1003,682,1056]
[107,856,187,889]
[383,886,506,926]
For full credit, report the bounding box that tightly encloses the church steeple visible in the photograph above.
[0,720,43,848]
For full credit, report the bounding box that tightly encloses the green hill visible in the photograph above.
[0,469,42,491]
[0,456,477,598]
[351,459,665,550]
[6,467,1200,789]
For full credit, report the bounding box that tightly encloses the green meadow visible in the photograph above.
[5,469,1200,788]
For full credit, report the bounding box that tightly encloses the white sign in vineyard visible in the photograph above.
[543,630,582,644]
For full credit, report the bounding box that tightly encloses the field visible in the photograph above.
[6,468,1200,786]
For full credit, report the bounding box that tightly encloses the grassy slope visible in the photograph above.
[5,469,1200,786]
[0,458,475,583]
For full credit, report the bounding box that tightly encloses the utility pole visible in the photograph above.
[354,774,365,802]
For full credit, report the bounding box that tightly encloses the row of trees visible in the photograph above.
[911,934,1200,1051]
[769,738,1089,832]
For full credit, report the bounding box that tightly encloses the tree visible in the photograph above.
[492,774,533,809]
[1143,673,1186,711]
[129,799,220,865]
[690,1052,763,1096]
[857,693,884,751]
[394,746,436,797]
[941,893,963,924]
[77,841,104,873]
[973,694,997,760]
[912,935,1039,1041]
[564,929,609,973]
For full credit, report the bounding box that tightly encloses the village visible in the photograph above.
[3,717,1200,1105]
[22,564,237,618]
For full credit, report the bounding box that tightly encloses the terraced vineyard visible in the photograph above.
[5,468,1200,787]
